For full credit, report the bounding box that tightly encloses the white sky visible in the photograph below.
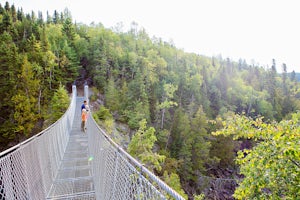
[5,0,300,72]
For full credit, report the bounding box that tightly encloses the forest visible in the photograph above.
[0,2,299,199]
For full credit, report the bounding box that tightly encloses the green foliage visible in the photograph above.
[189,107,213,175]
[128,119,165,171]
[156,129,169,149]
[12,55,40,137]
[194,194,205,200]
[89,87,99,102]
[158,83,178,129]
[0,32,19,134]
[62,17,75,43]
[49,84,70,123]
[126,101,150,130]
[93,106,114,134]
[0,2,84,150]
[11,94,36,137]
[257,99,274,119]
[95,106,112,120]
[213,113,300,199]
[210,135,236,168]
[105,78,120,112]
[169,108,190,158]
[163,171,188,199]
[103,117,114,134]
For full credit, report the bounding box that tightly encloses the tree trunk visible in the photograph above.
[38,88,42,114]
[161,108,165,129]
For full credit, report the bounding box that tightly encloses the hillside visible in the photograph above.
[1,1,299,199]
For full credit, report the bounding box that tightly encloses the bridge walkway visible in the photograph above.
[47,97,95,199]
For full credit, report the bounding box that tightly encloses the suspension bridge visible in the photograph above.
[0,85,185,200]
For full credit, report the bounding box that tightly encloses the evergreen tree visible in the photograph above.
[168,108,192,178]
[61,41,80,84]
[37,11,44,25]
[282,63,288,95]
[190,107,212,176]
[1,11,12,33]
[290,70,296,82]
[53,10,60,24]
[12,55,39,137]
[11,4,17,22]
[49,84,70,123]
[0,32,19,142]
[0,4,4,15]
[62,17,76,44]
[4,2,10,12]
[128,119,165,171]
[17,8,24,21]
[46,11,52,24]
[105,77,120,112]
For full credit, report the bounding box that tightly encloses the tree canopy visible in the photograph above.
[213,113,300,199]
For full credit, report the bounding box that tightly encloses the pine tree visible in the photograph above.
[0,32,19,142]
[1,11,12,33]
[4,2,10,12]
[12,55,39,137]
[0,4,4,15]
[11,4,17,22]
[105,77,120,112]
[17,8,24,21]
[190,107,212,176]
[49,84,70,123]
[53,10,60,24]
[62,17,76,44]
[128,119,165,171]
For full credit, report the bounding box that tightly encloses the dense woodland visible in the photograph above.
[0,2,299,199]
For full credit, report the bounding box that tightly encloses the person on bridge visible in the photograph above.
[81,100,90,117]
[81,108,88,132]
[81,100,88,112]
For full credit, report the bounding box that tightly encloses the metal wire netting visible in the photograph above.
[0,86,76,200]
[87,116,185,200]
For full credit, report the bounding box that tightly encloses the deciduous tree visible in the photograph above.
[214,114,300,199]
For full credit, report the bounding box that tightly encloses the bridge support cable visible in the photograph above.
[0,85,77,200]
[84,82,89,104]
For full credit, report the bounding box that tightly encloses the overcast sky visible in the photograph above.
[5,0,300,72]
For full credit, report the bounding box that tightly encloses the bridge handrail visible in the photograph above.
[89,109,185,200]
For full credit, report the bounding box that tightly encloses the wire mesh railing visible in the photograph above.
[0,86,77,200]
[88,118,185,200]
[86,88,185,200]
